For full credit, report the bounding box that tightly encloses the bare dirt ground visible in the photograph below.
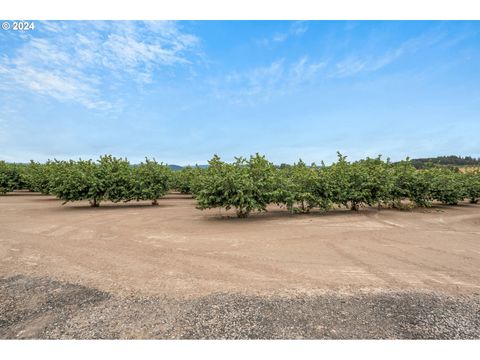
[1,192,479,339]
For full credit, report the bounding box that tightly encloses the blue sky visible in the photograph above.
[0,20,479,165]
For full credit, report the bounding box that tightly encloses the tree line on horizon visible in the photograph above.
[3,154,479,170]
[409,155,480,169]
[1,153,480,217]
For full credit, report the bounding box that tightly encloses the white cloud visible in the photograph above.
[211,56,326,105]
[212,27,461,105]
[331,47,406,78]
[290,56,327,84]
[0,21,200,109]
[16,67,106,109]
[290,21,308,36]
[330,30,449,78]
[261,21,309,46]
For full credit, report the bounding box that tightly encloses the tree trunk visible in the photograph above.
[152,199,159,206]
[300,200,306,212]
[89,198,99,207]
[236,209,249,218]
[350,202,359,211]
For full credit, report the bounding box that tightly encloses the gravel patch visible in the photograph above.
[1,275,479,339]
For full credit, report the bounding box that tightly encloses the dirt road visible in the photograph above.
[1,192,479,338]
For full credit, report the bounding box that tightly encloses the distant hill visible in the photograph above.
[5,157,479,170]
[168,164,209,170]
[168,165,183,171]
[410,155,480,169]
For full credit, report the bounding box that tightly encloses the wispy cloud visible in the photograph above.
[210,56,327,105]
[329,29,450,78]
[331,50,403,78]
[213,27,462,105]
[0,21,200,109]
[0,63,107,109]
[260,21,308,46]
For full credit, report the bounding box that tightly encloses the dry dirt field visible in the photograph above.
[1,192,480,339]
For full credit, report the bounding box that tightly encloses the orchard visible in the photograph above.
[0,154,479,216]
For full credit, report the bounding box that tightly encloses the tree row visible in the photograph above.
[1,153,480,216]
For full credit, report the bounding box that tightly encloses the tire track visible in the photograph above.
[324,241,409,287]
[349,236,480,287]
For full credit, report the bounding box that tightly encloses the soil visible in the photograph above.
[1,192,479,339]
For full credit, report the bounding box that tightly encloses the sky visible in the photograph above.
[0,20,479,165]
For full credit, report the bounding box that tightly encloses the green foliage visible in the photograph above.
[171,166,204,195]
[50,155,170,207]
[427,167,467,205]
[196,154,277,217]
[194,152,478,217]
[322,153,391,210]
[0,161,25,194]
[50,159,101,206]
[388,159,416,206]
[407,170,434,207]
[2,152,478,213]
[388,159,435,208]
[22,161,57,194]
[353,156,392,208]
[0,161,14,194]
[411,155,480,169]
[96,155,134,204]
[275,160,330,213]
[133,158,171,205]
[464,170,480,204]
